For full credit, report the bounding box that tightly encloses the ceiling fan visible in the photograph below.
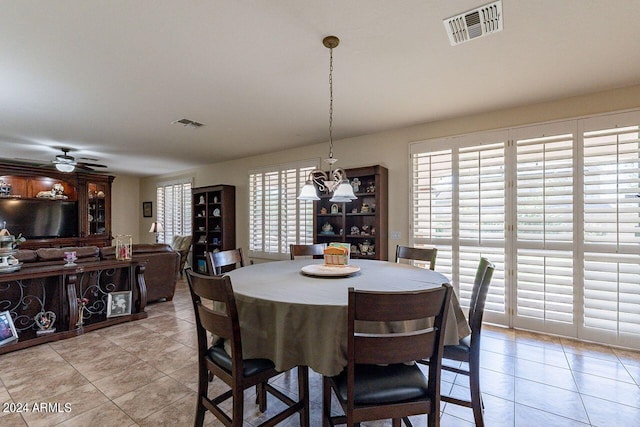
[16,147,108,173]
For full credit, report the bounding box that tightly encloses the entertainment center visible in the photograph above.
[0,162,113,248]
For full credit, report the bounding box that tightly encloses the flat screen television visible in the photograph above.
[0,199,78,239]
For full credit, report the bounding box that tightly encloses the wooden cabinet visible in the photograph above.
[0,162,113,248]
[314,165,388,260]
[191,185,236,274]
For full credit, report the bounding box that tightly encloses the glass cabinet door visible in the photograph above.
[87,182,107,235]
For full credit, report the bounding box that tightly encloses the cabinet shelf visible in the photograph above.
[313,165,388,261]
[192,185,235,275]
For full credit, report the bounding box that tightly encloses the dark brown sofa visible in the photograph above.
[15,244,180,303]
[100,243,180,302]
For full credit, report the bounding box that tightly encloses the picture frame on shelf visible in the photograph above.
[0,310,18,347]
[106,291,132,318]
[142,201,152,217]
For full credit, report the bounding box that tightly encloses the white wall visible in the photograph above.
[136,84,640,259]
[111,174,141,242]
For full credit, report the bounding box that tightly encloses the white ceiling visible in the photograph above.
[1,0,640,176]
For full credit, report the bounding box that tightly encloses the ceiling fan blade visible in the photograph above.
[75,164,96,172]
[77,162,107,168]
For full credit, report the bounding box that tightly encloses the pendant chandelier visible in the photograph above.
[297,36,357,203]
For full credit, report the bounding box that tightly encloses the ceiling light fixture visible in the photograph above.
[298,36,357,203]
[54,162,75,172]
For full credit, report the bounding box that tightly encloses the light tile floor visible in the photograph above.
[1,278,639,426]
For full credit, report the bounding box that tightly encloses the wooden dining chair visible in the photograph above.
[421,257,494,427]
[186,268,309,427]
[395,245,438,270]
[206,248,244,275]
[289,243,327,260]
[323,284,453,427]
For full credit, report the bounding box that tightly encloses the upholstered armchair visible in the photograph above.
[171,235,192,276]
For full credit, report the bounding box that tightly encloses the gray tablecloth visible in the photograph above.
[226,259,470,376]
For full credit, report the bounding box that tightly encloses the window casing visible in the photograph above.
[156,180,192,244]
[249,160,317,259]
[410,110,640,349]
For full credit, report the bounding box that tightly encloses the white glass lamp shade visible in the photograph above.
[297,182,320,201]
[330,181,357,201]
[55,163,75,173]
[149,222,164,233]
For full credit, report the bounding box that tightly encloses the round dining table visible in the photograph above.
[226,259,470,376]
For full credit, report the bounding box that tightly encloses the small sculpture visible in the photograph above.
[321,222,334,234]
[35,311,56,335]
[351,178,361,193]
[350,226,360,235]
[331,204,339,214]
[320,207,327,214]
[361,203,370,213]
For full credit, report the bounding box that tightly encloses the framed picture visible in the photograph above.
[107,291,132,318]
[0,310,18,347]
[143,201,152,218]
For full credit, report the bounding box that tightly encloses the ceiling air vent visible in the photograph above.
[171,118,205,128]
[444,0,502,46]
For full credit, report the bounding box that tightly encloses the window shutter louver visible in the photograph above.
[248,161,318,258]
[156,180,192,244]
[513,126,575,335]
[582,121,640,346]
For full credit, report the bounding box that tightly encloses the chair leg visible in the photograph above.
[392,418,402,427]
[257,382,267,412]
[297,366,310,427]
[194,367,209,427]
[322,377,331,427]
[232,384,244,425]
[469,360,484,427]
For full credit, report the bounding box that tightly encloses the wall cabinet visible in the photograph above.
[314,165,388,260]
[0,162,113,248]
[191,185,236,274]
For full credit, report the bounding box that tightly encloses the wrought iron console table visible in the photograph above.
[0,259,147,355]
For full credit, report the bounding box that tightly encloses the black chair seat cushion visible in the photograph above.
[207,345,275,377]
[443,335,471,362]
[332,363,429,405]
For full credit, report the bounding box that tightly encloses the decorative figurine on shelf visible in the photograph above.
[0,180,12,197]
[331,204,339,214]
[359,240,374,256]
[76,297,89,326]
[350,244,359,254]
[371,226,376,236]
[115,235,132,260]
[35,311,56,335]
[361,225,370,235]
[366,181,375,193]
[321,222,334,235]
[320,207,327,214]
[64,251,77,267]
[361,203,370,213]
[351,178,361,193]
[371,202,376,212]
[199,195,205,204]
[213,196,219,203]
[350,225,360,235]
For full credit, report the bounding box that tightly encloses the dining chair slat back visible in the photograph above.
[439,257,495,427]
[289,243,327,260]
[323,283,453,427]
[185,268,310,427]
[207,248,244,275]
[395,245,438,270]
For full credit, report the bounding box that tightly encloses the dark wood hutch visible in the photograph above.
[0,162,114,248]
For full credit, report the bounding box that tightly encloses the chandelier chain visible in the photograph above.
[328,44,334,162]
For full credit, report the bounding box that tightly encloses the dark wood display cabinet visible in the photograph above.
[0,162,114,249]
[314,165,388,260]
[191,185,236,274]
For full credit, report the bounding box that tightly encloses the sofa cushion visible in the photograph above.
[36,246,100,265]
[14,249,37,263]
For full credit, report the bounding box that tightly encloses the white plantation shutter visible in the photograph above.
[411,132,507,324]
[581,114,640,347]
[410,111,640,349]
[512,123,576,336]
[156,180,192,244]
[249,160,317,258]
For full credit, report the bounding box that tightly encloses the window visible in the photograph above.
[156,180,192,244]
[249,160,317,258]
[411,110,640,349]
